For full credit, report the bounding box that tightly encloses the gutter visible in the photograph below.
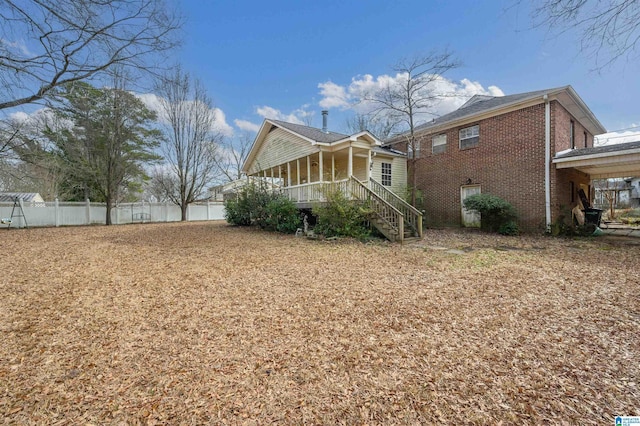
[545,94,551,231]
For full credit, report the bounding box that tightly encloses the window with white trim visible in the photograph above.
[381,162,392,186]
[432,134,447,154]
[459,125,479,149]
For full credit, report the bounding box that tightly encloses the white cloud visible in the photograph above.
[255,105,314,125]
[234,119,261,133]
[318,81,350,109]
[1,38,32,56]
[317,73,505,126]
[595,129,640,146]
[212,108,234,137]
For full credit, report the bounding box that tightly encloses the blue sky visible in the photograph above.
[173,0,638,141]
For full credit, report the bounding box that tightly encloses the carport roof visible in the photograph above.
[553,141,640,178]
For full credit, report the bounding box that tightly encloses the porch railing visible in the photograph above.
[368,178,423,238]
[276,177,417,242]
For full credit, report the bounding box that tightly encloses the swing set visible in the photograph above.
[1,197,28,229]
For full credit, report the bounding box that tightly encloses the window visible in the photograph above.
[408,140,421,159]
[459,125,479,149]
[432,134,447,154]
[381,162,392,186]
[583,131,587,148]
[570,120,575,149]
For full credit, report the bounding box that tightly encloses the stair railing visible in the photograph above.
[367,178,423,238]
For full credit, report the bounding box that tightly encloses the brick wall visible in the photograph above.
[389,100,596,232]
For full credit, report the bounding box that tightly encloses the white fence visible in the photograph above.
[0,199,226,228]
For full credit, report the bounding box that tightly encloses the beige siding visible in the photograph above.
[371,156,407,195]
[249,128,318,174]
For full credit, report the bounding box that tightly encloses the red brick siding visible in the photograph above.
[388,100,596,232]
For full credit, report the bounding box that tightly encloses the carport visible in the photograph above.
[553,140,640,179]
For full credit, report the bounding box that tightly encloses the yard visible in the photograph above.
[0,222,638,424]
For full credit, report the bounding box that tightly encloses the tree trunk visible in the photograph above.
[181,203,187,221]
[105,195,113,225]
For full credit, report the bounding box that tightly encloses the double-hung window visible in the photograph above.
[381,162,392,186]
[459,125,479,149]
[432,134,447,154]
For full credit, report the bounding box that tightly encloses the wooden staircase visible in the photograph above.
[348,177,423,243]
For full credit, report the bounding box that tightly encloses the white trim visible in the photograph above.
[545,96,551,230]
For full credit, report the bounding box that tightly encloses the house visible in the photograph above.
[241,112,423,241]
[592,175,640,210]
[384,86,629,232]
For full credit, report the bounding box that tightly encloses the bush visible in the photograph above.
[224,183,301,233]
[619,208,640,225]
[463,193,519,235]
[313,186,372,240]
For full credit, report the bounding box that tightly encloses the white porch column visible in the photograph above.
[307,156,311,183]
[366,149,372,182]
[270,167,274,187]
[287,162,291,187]
[347,145,353,178]
[278,165,282,185]
[318,150,324,182]
[331,154,335,181]
[296,159,301,185]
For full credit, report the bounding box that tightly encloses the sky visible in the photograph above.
[4,0,639,144]
[168,0,639,143]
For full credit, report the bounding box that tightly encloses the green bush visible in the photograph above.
[224,183,301,233]
[463,193,519,235]
[313,186,371,240]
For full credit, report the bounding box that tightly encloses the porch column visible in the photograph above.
[278,165,281,185]
[296,159,300,185]
[347,145,353,178]
[331,154,335,181]
[270,168,274,187]
[366,149,372,182]
[318,150,324,182]
[287,162,291,187]
[307,156,311,183]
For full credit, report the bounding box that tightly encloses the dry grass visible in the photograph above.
[0,222,638,425]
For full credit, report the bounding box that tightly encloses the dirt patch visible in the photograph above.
[0,222,638,424]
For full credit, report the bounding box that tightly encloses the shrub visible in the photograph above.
[224,183,301,233]
[463,193,519,235]
[619,208,640,225]
[313,186,371,240]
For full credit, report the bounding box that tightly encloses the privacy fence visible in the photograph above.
[0,199,226,228]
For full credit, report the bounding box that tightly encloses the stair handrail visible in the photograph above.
[368,178,423,238]
[349,176,404,241]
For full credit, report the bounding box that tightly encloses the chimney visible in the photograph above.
[322,110,328,133]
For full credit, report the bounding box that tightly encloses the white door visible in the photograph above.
[461,185,481,227]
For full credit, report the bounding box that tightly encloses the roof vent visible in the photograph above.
[322,110,328,133]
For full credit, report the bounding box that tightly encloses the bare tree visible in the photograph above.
[156,67,222,220]
[360,51,460,205]
[527,0,640,69]
[213,133,253,183]
[345,113,395,140]
[594,178,621,219]
[0,0,182,111]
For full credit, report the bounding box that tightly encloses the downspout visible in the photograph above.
[544,94,551,231]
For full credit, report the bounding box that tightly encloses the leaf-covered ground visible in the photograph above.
[0,222,638,424]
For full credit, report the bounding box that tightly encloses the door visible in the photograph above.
[461,185,481,227]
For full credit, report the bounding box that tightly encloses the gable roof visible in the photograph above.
[242,119,384,173]
[385,86,606,144]
[270,120,348,144]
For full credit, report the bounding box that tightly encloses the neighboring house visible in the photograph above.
[384,86,620,232]
[242,113,423,241]
[593,176,640,209]
[0,192,45,204]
